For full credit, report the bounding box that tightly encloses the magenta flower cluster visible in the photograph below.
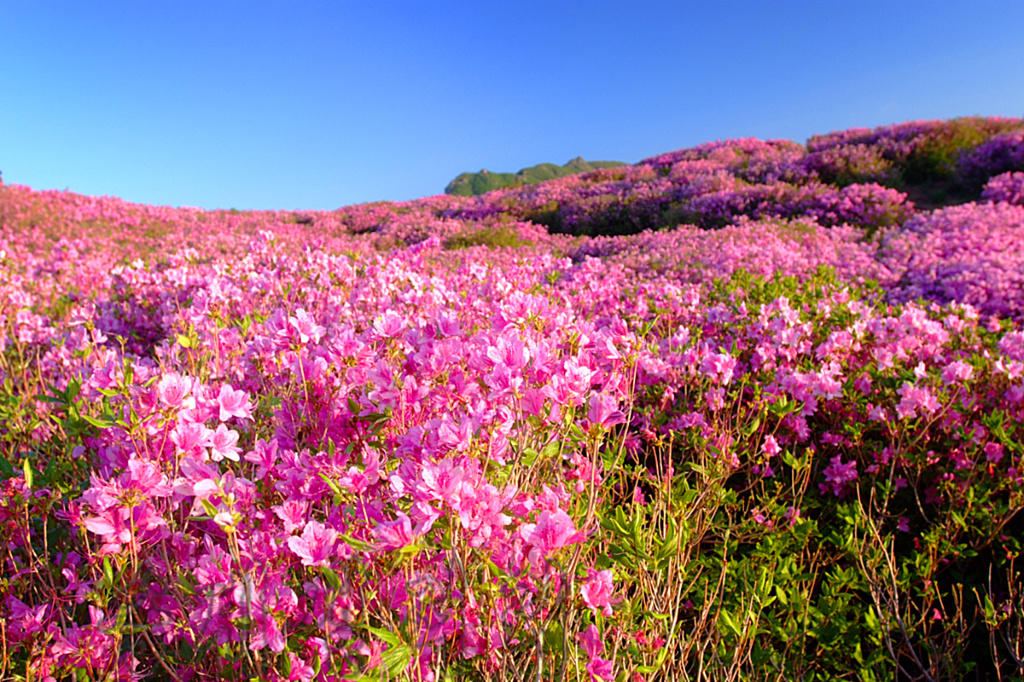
[2,115,1024,680]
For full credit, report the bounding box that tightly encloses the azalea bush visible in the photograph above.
[2,116,1024,681]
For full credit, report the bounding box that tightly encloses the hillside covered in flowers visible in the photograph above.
[3,116,1024,681]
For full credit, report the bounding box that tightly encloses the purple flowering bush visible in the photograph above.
[983,172,1024,206]
[957,130,1024,191]
[880,202,1024,319]
[3,117,1024,681]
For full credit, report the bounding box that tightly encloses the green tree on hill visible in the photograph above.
[445,156,626,196]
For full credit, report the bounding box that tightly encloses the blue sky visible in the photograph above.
[1,1,1023,210]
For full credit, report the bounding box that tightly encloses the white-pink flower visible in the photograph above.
[209,424,241,462]
[287,521,337,567]
[157,372,194,410]
[217,384,253,422]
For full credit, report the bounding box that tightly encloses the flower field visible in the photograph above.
[3,116,1024,681]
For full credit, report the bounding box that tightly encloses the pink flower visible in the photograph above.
[235,577,298,652]
[244,437,279,480]
[520,509,585,565]
[700,351,737,384]
[372,309,405,339]
[287,521,338,567]
[819,455,858,497]
[985,442,1005,464]
[126,458,173,497]
[576,624,615,681]
[290,308,326,344]
[588,393,626,428]
[374,511,415,551]
[577,623,604,657]
[273,500,308,533]
[580,568,615,617]
[50,606,120,670]
[705,386,726,411]
[170,421,214,458]
[157,372,194,410]
[217,384,253,422]
[896,382,940,420]
[752,508,772,527]
[355,639,384,670]
[80,459,171,555]
[486,334,530,370]
[210,424,241,462]
[5,596,48,641]
[285,652,315,682]
[941,360,974,385]
[762,435,781,457]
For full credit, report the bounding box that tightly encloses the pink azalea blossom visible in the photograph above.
[170,420,215,457]
[941,359,974,385]
[576,624,615,682]
[701,351,738,384]
[519,509,585,565]
[210,424,241,461]
[217,383,253,421]
[896,382,940,419]
[290,308,326,344]
[819,455,858,497]
[157,372,194,410]
[580,568,616,616]
[287,520,338,567]
[374,511,415,551]
[588,392,626,428]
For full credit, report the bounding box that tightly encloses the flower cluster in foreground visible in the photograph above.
[2,116,1024,681]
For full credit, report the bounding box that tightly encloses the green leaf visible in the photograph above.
[115,604,128,631]
[282,647,293,678]
[23,457,33,489]
[340,533,375,552]
[720,609,743,637]
[484,556,508,578]
[544,622,564,650]
[176,334,193,348]
[322,567,342,591]
[200,499,219,517]
[103,557,115,587]
[677,487,698,506]
[743,416,761,437]
[382,643,411,677]
[82,414,114,429]
[312,647,322,676]
[318,472,343,496]
[655,521,679,562]
[365,626,401,647]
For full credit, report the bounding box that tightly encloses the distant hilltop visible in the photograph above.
[444,156,627,196]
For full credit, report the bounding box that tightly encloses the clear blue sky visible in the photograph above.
[2,1,1023,210]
